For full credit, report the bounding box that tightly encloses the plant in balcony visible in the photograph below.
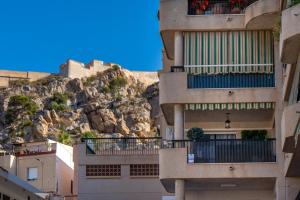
[191,0,209,15]
[187,127,207,141]
[241,130,268,140]
[230,0,243,14]
[291,0,300,7]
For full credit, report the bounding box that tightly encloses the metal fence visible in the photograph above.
[188,0,259,15]
[187,73,275,88]
[83,137,161,155]
[162,139,276,163]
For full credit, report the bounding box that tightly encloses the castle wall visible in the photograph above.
[0,70,50,88]
[60,59,111,79]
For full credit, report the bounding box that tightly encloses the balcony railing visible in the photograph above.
[162,139,276,163]
[188,0,259,15]
[188,73,275,88]
[14,143,57,156]
[83,137,161,155]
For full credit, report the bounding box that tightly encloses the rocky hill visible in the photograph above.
[0,66,159,149]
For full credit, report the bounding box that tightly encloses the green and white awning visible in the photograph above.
[184,31,274,75]
[185,102,275,111]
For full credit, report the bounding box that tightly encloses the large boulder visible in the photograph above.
[88,109,117,133]
[32,116,48,137]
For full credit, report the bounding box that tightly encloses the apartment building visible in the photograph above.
[0,140,74,199]
[158,0,300,199]
[281,0,300,198]
[74,138,172,200]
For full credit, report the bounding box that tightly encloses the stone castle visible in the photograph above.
[0,59,158,88]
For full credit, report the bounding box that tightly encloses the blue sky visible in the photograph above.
[0,0,162,73]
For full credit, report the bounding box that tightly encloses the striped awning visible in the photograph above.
[185,102,275,111]
[184,31,274,75]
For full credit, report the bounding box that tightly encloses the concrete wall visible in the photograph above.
[186,190,274,200]
[55,142,74,197]
[60,59,111,79]
[159,148,278,180]
[17,153,57,193]
[0,70,50,88]
[0,155,16,175]
[74,144,171,200]
[280,3,300,63]
[159,72,277,105]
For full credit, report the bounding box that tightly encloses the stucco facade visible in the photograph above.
[74,143,171,200]
[0,140,74,199]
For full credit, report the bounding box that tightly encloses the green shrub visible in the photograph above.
[21,119,33,127]
[241,130,268,140]
[9,79,30,87]
[5,95,38,124]
[187,128,206,141]
[112,65,120,71]
[81,131,97,139]
[49,92,70,112]
[291,0,300,6]
[109,77,127,90]
[51,92,68,104]
[102,86,110,93]
[83,75,97,86]
[58,131,72,145]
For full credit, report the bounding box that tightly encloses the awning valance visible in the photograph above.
[184,31,274,75]
[185,102,275,111]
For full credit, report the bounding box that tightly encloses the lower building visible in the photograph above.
[0,140,74,199]
[74,137,173,200]
[0,167,48,200]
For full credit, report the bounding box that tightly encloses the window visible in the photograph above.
[130,164,159,177]
[86,165,121,177]
[27,167,38,181]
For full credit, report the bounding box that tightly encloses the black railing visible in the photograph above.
[171,66,185,72]
[162,139,276,163]
[188,0,259,15]
[188,73,275,88]
[83,137,161,155]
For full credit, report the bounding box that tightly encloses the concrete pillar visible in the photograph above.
[174,31,184,66]
[175,179,185,200]
[174,104,184,140]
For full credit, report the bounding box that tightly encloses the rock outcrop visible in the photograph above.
[0,67,159,148]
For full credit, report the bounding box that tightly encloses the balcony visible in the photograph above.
[244,0,280,29]
[281,103,300,153]
[83,137,161,155]
[188,0,259,15]
[163,139,276,163]
[188,73,274,88]
[280,2,300,64]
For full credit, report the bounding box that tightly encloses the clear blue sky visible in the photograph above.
[0,0,162,73]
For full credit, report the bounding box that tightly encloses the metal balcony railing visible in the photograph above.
[162,139,276,163]
[188,0,259,15]
[188,73,275,88]
[83,137,161,155]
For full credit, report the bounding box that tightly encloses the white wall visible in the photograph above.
[55,141,74,197]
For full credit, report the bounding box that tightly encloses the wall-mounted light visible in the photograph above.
[225,113,231,129]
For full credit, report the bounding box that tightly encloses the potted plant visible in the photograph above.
[230,0,243,14]
[191,0,209,15]
[187,127,206,141]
